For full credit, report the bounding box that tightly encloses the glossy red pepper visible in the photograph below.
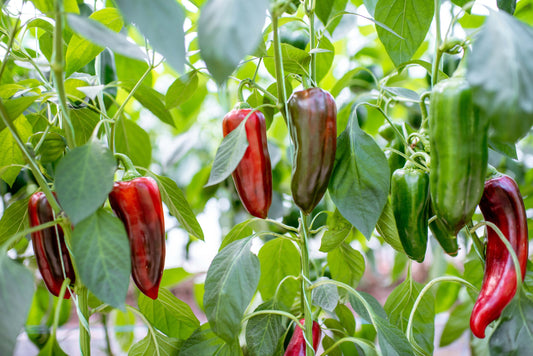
[28,192,75,299]
[223,107,272,219]
[284,319,321,356]
[470,174,529,338]
[109,176,166,300]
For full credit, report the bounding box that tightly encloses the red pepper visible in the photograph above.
[223,107,272,219]
[109,176,166,300]
[284,319,321,356]
[470,174,529,338]
[28,192,75,299]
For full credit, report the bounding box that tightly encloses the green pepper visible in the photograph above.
[428,205,459,256]
[429,75,488,235]
[391,167,429,263]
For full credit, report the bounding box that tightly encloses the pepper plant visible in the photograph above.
[1,0,533,355]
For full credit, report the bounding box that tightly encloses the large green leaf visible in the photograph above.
[204,237,260,342]
[0,255,35,356]
[71,208,131,309]
[198,0,268,84]
[114,118,152,168]
[138,289,199,340]
[328,111,390,239]
[55,142,116,224]
[374,0,434,67]
[115,0,185,73]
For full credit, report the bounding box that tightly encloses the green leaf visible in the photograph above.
[113,309,136,352]
[312,277,340,312]
[69,107,100,146]
[198,0,268,84]
[384,278,435,354]
[0,196,30,247]
[165,71,199,109]
[219,219,255,251]
[138,288,200,340]
[336,303,356,336]
[375,0,434,67]
[38,336,68,356]
[120,81,175,127]
[328,242,365,289]
[439,302,472,347]
[0,115,33,186]
[320,209,355,252]
[0,255,35,356]
[128,330,182,356]
[71,208,131,310]
[264,43,311,78]
[29,0,79,14]
[364,0,379,15]
[467,10,533,143]
[160,267,193,288]
[55,142,116,224]
[179,324,228,356]
[245,301,287,356]
[0,95,39,132]
[316,0,349,33]
[205,119,248,187]
[114,118,152,168]
[152,174,204,240]
[489,292,533,355]
[328,112,390,239]
[498,0,517,14]
[375,197,404,253]
[258,238,300,308]
[204,237,260,342]
[115,0,185,73]
[315,35,335,83]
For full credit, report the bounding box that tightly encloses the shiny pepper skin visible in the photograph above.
[109,177,166,300]
[288,87,337,214]
[429,205,459,256]
[28,192,75,298]
[284,319,321,356]
[429,76,488,236]
[223,108,272,219]
[391,168,429,263]
[470,175,529,338]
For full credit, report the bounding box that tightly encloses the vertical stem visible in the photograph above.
[78,286,91,356]
[101,314,113,356]
[307,1,317,84]
[431,0,442,87]
[52,0,76,148]
[299,212,314,355]
[271,14,288,123]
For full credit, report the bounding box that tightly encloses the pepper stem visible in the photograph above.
[114,153,141,181]
[299,212,315,355]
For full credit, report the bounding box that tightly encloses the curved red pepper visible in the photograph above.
[284,319,321,356]
[28,192,75,299]
[470,174,529,338]
[223,108,272,219]
[108,177,166,300]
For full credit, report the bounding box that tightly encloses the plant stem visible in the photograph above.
[306,0,317,84]
[431,0,442,87]
[299,212,314,355]
[101,313,113,356]
[270,13,288,123]
[52,0,76,148]
[78,286,91,356]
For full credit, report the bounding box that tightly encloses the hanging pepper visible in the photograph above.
[108,154,166,300]
[470,174,529,338]
[28,192,75,299]
[223,105,272,219]
[288,87,337,214]
[391,165,429,262]
[429,71,488,236]
[428,205,459,256]
[284,319,321,356]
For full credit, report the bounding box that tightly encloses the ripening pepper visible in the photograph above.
[470,174,528,338]
[109,175,166,300]
[28,192,75,298]
[429,74,488,236]
[284,319,321,356]
[391,166,429,262]
[223,106,272,219]
[288,87,337,214]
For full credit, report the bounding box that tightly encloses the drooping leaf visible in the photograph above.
[198,0,268,84]
[71,208,131,309]
[55,142,116,224]
[114,117,152,168]
[374,0,434,67]
[203,237,260,342]
[375,197,404,253]
[439,302,473,347]
[165,71,199,109]
[120,81,175,127]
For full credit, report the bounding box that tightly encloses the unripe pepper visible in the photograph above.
[470,174,528,338]
[109,155,165,300]
[284,319,321,356]
[429,74,488,235]
[391,166,429,262]
[429,205,459,256]
[288,87,337,214]
[28,192,75,298]
[222,106,272,219]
